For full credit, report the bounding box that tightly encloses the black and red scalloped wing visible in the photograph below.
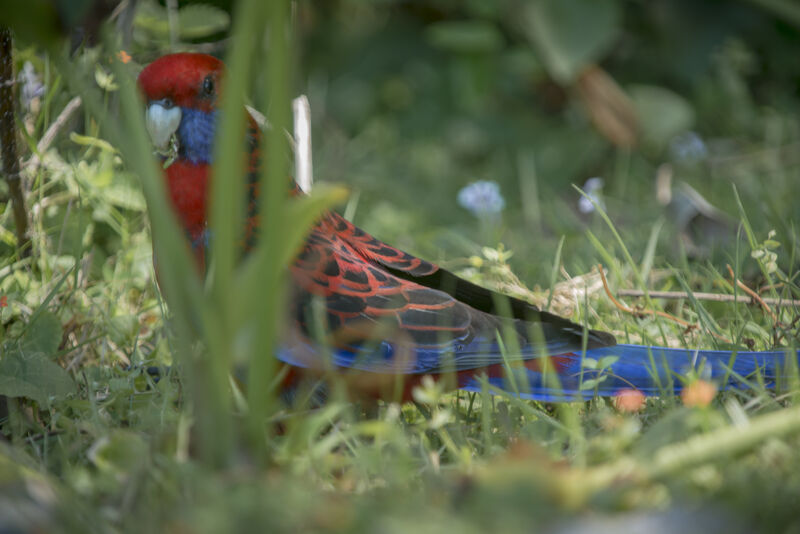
[317,211,614,348]
[322,211,439,277]
[291,219,479,349]
[289,213,614,373]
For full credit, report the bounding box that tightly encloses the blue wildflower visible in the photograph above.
[670,131,707,162]
[19,62,44,110]
[578,177,605,214]
[458,180,505,217]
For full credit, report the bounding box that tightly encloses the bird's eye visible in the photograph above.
[202,75,214,96]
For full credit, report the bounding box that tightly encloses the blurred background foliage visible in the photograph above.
[288,0,800,282]
[4,0,800,286]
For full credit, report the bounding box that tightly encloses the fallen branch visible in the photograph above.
[618,289,800,307]
[597,264,732,344]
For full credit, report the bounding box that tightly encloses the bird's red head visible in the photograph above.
[138,53,224,163]
[138,53,223,112]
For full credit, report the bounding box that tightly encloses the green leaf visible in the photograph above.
[70,132,119,154]
[579,377,601,390]
[100,183,147,212]
[94,66,118,92]
[522,0,621,84]
[88,431,149,476]
[107,315,139,346]
[135,2,231,40]
[597,356,619,369]
[581,357,598,369]
[426,21,504,53]
[628,85,694,147]
[19,311,62,358]
[177,4,232,39]
[0,350,75,404]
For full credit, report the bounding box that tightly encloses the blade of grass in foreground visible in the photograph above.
[240,0,293,455]
[201,0,269,465]
[106,57,227,463]
[63,3,346,465]
[217,0,347,458]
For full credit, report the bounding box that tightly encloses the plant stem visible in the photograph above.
[0,27,29,256]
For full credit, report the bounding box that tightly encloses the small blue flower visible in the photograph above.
[458,180,505,217]
[578,177,605,214]
[19,62,44,110]
[670,131,707,162]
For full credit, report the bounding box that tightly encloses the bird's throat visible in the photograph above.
[165,160,209,239]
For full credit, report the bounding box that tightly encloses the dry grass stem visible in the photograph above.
[726,264,778,322]
[618,289,800,307]
[598,264,733,344]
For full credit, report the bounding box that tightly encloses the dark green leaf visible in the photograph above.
[629,85,694,147]
[88,431,149,475]
[20,311,62,358]
[0,350,75,404]
[426,21,504,54]
[135,2,231,40]
[522,0,621,83]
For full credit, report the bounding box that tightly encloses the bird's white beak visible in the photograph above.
[145,99,182,151]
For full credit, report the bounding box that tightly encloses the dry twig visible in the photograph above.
[26,95,82,174]
[617,289,800,307]
[598,264,732,344]
[726,264,778,322]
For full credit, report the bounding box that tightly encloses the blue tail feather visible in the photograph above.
[459,344,800,402]
[279,335,799,402]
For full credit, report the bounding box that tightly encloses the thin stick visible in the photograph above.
[26,95,82,173]
[0,28,29,255]
[165,0,179,50]
[292,95,313,193]
[618,289,800,307]
[598,264,732,344]
[726,264,778,321]
[248,97,314,193]
[599,265,690,326]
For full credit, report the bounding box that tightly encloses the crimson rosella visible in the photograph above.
[138,53,797,402]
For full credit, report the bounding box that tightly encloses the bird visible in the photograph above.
[138,53,796,403]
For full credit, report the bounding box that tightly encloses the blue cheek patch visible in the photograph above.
[178,108,217,164]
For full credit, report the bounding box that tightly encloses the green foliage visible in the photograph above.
[522,0,621,83]
[135,0,231,41]
[0,351,74,405]
[0,0,799,532]
[426,20,505,54]
[629,85,695,148]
